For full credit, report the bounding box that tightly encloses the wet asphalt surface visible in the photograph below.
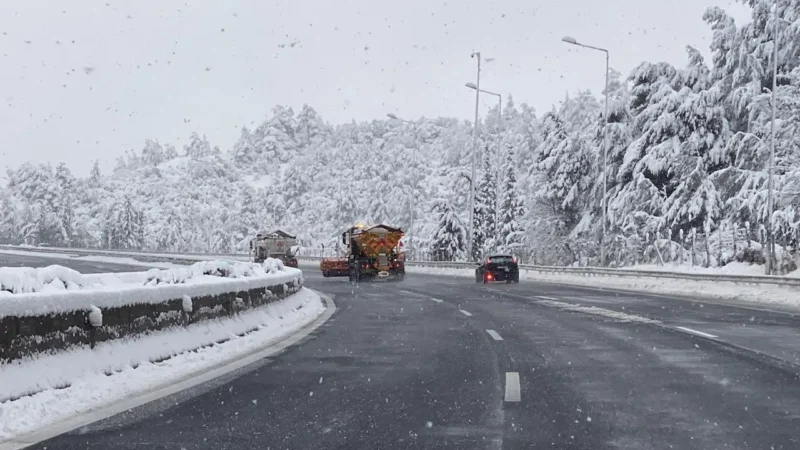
[4,256,799,450]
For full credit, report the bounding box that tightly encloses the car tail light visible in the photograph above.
[486,272,493,280]
[486,258,491,265]
[512,256,517,264]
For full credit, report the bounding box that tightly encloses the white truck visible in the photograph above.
[250,230,298,267]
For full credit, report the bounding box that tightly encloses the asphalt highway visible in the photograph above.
[5,255,798,449]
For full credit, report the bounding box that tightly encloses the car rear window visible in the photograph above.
[488,256,514,264]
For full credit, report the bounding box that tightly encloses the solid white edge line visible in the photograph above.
[459,309,473,317]
[0,290,337,450]
[504,372,521,402]
[486,330,503,341]
[429,297,444,303]
[675,326,718,339]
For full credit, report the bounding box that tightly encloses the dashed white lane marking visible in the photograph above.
[429,297,444,303]
[505,372,521,402]
[675,326,718,339]
[459,309,473,317]
[486,330,503,341]
[399,290,421,297]
[536,295,557,300]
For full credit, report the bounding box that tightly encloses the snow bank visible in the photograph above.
[0,259,302,318]
[625,262,768,277]
[0,266,152,296]
[522,270,800,309]
[405,264,800,310]
[143,259,285,285]
[0,288,326,441]
[0,266,95,295]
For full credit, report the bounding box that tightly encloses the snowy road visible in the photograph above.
[16,266,800,449]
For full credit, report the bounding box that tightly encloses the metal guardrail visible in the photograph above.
[2,245,798,287]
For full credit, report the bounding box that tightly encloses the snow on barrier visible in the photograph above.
[0,259,303,364]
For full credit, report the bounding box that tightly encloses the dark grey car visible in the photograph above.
[475,254,519,283]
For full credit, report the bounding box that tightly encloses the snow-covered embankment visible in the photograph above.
[0,259,327,442]
[405,264,800,310]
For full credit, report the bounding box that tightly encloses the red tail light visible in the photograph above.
[486,272,493,280]
[512,256,517,264]
[486,258,491,265]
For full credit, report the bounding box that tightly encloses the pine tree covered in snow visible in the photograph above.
[472,144,498,259]
[232,127,257,167]
[141,139,166,166]
[498,147,525,253]
[90,161,102,183]
[431,198,466,261]
[184,132,215,159]
[54,163,76,246]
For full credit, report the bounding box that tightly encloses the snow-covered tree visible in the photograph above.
[254,106,298,165]
[232,127,257,167]
[431,198,466,261]
[498,146,525,253]
[534,110,592,231]
[90,160,102,183]
[472,144,498,259]
[34,204,59,245]
[295,104,330,147]
[183,132,214,158]
[164,144,179,160]
[55,163,76,246]
[141,139,165,166]
[239,187,258,243]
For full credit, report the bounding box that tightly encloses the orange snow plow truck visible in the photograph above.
[320,224,405,282]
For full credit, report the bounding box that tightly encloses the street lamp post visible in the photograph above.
[465,81,503,252]
[468,52,481,261]
[561,36,610,267]
[765,5,793,274]
[387,113,418,261]
[465,82,502,129]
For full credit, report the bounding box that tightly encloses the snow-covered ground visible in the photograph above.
[405,265,800,310]
[623,261,797,277]
[0,288,326,442]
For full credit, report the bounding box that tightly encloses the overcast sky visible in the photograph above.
[0,0,751,176]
